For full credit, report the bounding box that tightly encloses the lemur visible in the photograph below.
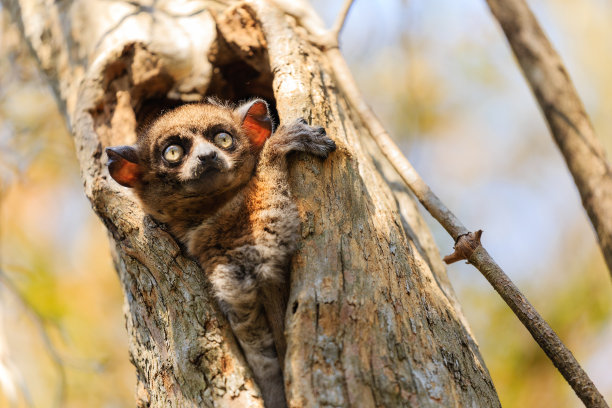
[106,99,335,408]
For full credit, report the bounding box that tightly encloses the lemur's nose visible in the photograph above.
[198,150,217,163]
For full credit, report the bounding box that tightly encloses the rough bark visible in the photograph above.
[4,0,501,406]
[486,0,612,279]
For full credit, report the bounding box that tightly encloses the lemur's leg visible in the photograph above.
[208,260,287,408]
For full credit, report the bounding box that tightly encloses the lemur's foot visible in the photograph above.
[273,118,336,158]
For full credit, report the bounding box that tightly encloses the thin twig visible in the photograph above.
[485,0,612,279]
[330,0,355,41]
[288,3,609,408]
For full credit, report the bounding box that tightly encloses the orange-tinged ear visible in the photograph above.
[237,99,273,148]
[106,146,142,188]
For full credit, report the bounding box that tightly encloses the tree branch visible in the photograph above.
[281,3,609,407]
[330,0,354,42]
[486,0,612,279]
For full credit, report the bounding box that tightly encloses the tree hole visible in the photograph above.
[94,7,278,147]
[292,301,299,314]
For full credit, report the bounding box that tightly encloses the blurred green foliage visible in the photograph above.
[1,1,611,407]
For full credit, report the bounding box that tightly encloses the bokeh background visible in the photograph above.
[1,0,611,407]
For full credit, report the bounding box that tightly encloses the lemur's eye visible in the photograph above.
[163,144,184,163]
[213,132,233,149]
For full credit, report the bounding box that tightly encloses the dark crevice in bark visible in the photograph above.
[206,9,278,124]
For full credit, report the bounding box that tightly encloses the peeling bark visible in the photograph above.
[4,0,501,406]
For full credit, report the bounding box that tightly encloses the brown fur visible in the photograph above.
[106,100,335,408]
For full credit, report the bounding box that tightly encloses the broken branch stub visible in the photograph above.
[443,230,483,265]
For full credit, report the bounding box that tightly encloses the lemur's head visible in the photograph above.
[105,99,273,221]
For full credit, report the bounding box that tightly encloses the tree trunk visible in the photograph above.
[4,0,501,406]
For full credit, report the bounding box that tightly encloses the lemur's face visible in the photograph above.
[140,104,260,197]
[105,100,272,221]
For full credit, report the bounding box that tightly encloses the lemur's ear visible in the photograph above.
[106,145,142,188]
[236,99,273,148]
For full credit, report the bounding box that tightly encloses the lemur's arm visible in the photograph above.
[247,118,336,366]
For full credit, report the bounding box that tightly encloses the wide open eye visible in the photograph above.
[163,144,184,163]
[213,132,233,149]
